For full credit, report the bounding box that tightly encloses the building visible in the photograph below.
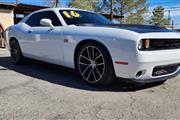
[0,2,46,48]
[0,3,14,47]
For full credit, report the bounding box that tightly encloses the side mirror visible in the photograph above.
[40,19,54,29]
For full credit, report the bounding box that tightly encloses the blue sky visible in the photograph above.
[0,0,69,6]
[1,0,180,27]
[1,0,179,9]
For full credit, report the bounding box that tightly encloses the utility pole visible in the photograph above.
[120,0,124,23]
[55,0,59,7]
[172,20,174,30]
[168,10,171,20]
[16,0,19,4]
[168,10,171,28]
[110,0,114,21]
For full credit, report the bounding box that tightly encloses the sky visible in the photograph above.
[1,0,180,28]
[147,0,180,28]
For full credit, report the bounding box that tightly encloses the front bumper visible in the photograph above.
[120,68,180,84]
[114,49,180,83]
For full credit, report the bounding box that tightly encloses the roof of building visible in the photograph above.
[0,2,47,13]
[0,2,15,10]
[15,3,47,14]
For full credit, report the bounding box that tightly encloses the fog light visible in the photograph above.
[136,71,143,78]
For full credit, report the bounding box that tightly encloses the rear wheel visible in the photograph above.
[10,39,24,64]
[76,42,115,85]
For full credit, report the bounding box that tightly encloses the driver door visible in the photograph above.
[22,11,64,65]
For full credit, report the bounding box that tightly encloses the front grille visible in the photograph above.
[152,63,179,76]
[142,39,180,50]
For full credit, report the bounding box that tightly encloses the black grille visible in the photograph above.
[142,39,180,50]
[152,63,179,76]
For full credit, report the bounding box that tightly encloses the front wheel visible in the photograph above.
[76,43,115,85]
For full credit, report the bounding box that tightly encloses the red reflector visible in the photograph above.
[115,61,128,65]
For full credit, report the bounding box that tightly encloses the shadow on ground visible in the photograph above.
[0,56,164,92]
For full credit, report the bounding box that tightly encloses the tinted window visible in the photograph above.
[26,11,61,27]
[59,10,112,25]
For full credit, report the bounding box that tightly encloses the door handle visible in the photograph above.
[28,30,33,33]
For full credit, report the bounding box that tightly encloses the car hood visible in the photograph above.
[76,24,172,33]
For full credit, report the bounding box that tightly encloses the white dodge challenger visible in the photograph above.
[4,8,180,85]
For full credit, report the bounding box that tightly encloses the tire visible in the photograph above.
[76,42,115,85]
[10,39,24,64]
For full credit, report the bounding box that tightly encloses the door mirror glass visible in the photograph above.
[40,19,54,29]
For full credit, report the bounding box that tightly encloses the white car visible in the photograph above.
[4,8,180,85]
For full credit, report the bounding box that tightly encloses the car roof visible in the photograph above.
[36,8,92,13]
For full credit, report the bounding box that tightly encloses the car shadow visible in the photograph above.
[0,56,164,92]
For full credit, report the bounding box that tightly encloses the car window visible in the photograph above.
[25,11,61,27]
[59,10,113,25]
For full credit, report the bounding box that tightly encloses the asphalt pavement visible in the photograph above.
[0,48,180,120]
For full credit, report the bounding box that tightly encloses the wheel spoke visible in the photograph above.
[86,47,91,60]
[92,47,95,60]
[80,55,91,62]
[92,70,97,81]
[94,66,102,78]
[96,62,104,66]
[95,54,102,61]
[79,62,90,66]
[86,68,92,80]
[82,65,91,75]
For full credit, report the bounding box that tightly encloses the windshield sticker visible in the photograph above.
[62,11,80,18]
[63,11,72,18]
[70,11,80,17]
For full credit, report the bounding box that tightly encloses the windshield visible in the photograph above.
[59,10,113,25]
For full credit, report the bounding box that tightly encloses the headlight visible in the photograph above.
[138,39,151,50]
[138,40,143,49]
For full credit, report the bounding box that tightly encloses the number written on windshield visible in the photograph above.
[62,11,81,18]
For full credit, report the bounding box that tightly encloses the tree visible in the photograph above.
[68,0,100,11]
[96,0,111,13]
[116,0,148,24]
[68,0,148,24]
[149,6,170,27]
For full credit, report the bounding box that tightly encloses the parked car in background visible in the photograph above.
[4,8,180,85]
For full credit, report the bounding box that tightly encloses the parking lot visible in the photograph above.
[0,48,180,120]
